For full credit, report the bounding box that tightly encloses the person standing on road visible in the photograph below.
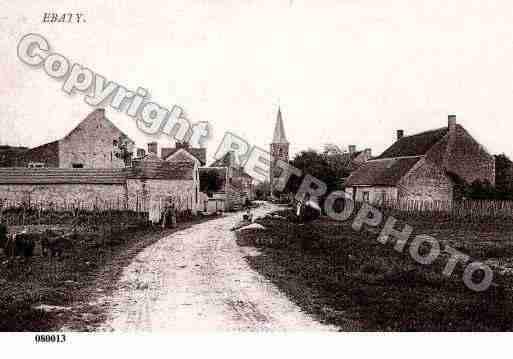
[170,200,177,228]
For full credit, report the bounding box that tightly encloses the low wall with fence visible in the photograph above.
[0,168,204,224]
[368,198,513,221]
[0,199,149,237]
[0,183,127,206]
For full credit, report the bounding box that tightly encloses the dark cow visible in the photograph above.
[41,230,75,258]
[0,223,7,247]
[3,232,36,259]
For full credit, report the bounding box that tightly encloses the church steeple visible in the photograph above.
[270,106,290,194]
[272,107,288,144]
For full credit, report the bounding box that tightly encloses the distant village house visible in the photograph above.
[345,115,495,204]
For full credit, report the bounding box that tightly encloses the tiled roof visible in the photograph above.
[131,158,195,180]
[21,140,59,167]
[138,152,162,162]
[0,168,128,184]
[377,127,448,159]
[346,126,447,186]
[345,157,422,186]
[346,122,494,187]
[161,147,206,165]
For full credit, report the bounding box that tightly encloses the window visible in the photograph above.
[362,191,370,203]
[72,163,84,168]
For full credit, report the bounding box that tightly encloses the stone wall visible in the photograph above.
[126,178,200,221]
[0,183,126,205]
[59,109,132,169]
[399,158,453,202]
[270,142,289,193]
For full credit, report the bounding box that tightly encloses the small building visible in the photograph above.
[200,151,254,210]
[20,108,135,169]
[128,152,202,221]
[345,115,495,204]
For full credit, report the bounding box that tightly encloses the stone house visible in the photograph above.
[0,145,28,167]
[200,151,254,210]
[0,108,202,220]
[21,108,135,169]
[331,145,372,186]
[345,115,495,204]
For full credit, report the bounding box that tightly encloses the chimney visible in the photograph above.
[397,129,404,140]
[147,142,158,155]
[364,148,372,158]
[448,114,456,132]
[176,141,189,149]
[348,145,356,154]
[136,148,145,158]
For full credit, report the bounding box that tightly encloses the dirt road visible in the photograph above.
[98,203,336,331]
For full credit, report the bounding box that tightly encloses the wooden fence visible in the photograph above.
[368,198,513,221]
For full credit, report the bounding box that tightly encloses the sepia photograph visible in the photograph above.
[0,0,512,356]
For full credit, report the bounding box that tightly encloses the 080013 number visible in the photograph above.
[35,334,66,343]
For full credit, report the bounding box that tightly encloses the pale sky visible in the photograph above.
[1,0,513,163]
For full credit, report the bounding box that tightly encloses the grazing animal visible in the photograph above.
[4,232,36,259]
[41,231,75,258]
[0,223,7,249]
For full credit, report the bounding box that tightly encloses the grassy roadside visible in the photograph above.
[236,209,513,331]
[0,215,219,332]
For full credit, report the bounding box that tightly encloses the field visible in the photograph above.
[236,207,513,331]
[0,211,217,331]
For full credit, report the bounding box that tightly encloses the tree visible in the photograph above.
[254,181,271,200]
[464,180,501,200]
[322,143,353,180]
[495,154,513,197]
[199,170,224,195]
[284,149,339,205]
[113,134,133,167]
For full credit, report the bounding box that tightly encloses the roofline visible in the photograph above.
[163,148,201,164]
[62,109,135,144]
[368,155,425,162]
[0,180,125,185]
[396,126,448,140]
[346,184,395,188]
